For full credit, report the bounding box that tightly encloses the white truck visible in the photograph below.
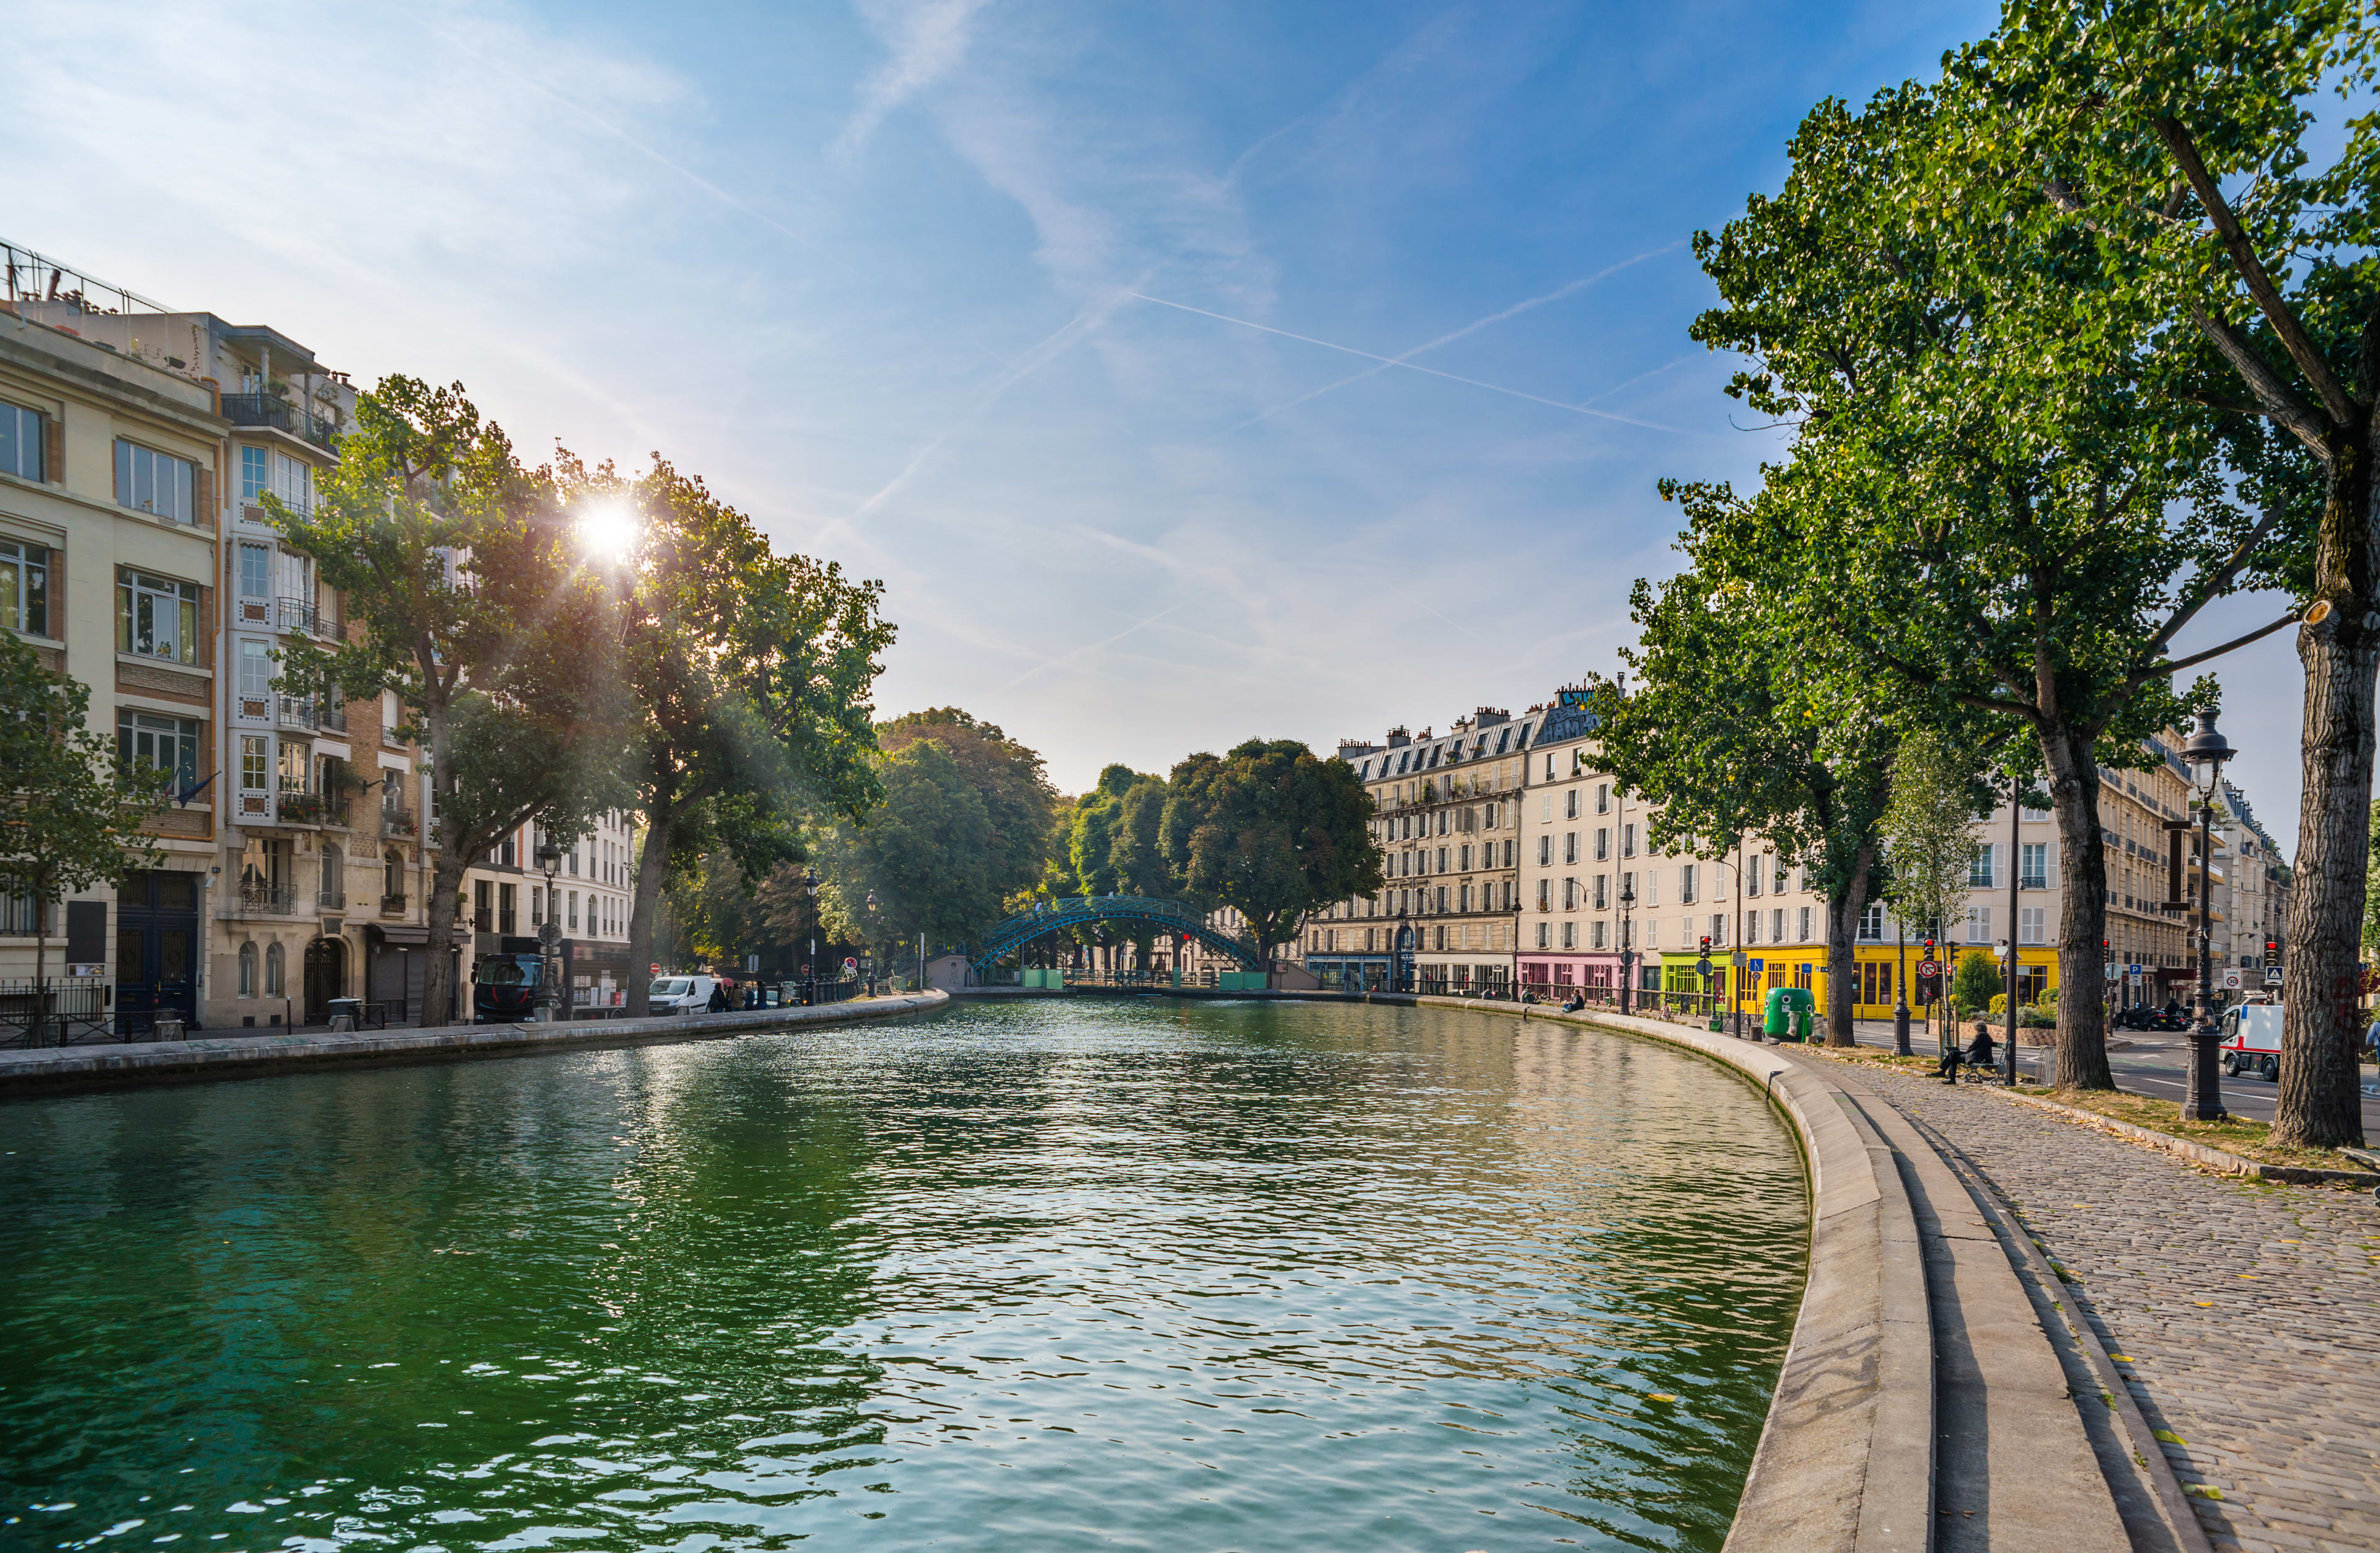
[648,974,722,1014]
[2218,1003,2283,1080]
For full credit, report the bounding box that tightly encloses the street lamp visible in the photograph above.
[1617,876,1637,1017]
[801,868,821,1003]
[535,837,563,1023]
[865,889,879,995]
[1893,912,1913,1056]
[2180,709,2235,1122]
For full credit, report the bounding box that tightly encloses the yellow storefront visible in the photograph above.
[1724,946,2060,1024]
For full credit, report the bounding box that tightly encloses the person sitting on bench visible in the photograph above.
[1937,1021,1998,1084]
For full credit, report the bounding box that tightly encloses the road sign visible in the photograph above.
[2263,969,2283,987]
[2104,963,2120,980]
[2127,962,2144,977]
[1916,959,1940,978]
[1744,956,1760,972]
[2220,968,2244,991]
[1695,957,1713,977]
[1732,951,1748,967]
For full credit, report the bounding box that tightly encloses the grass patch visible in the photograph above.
[2026,1086,2372,1174]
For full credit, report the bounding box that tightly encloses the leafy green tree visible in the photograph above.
[1881,728,1991,1042]
[0,634,167,1021]
[1942,0,2366,1140]
[1160,739,1382,970]
[1588,560,1905,1046]
[1951,950,2002,1018]
[270,378,626,1027]
[596,458,892,1016]
[879,709,1058,894]
[1686,87,2279,1088]
[813,737,1000,979]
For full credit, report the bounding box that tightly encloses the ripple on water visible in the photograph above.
[0,998,1804,1552]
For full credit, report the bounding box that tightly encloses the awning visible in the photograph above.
[368,923,433,946]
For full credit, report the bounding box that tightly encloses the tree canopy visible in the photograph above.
[1159,739,1381,965]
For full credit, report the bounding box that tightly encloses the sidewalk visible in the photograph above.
[1798,1045,2380,1553]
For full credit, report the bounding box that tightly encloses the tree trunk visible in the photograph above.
[2276,438,2378,1146]
[421,845,468,1027]
[32,879,47,1043]
[1823,844,1872,1047]
[624,795,677,1018]
[2040,722,2115,1090]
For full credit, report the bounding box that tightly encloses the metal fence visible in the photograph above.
[0,980,123,1048]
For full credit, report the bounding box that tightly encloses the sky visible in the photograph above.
[0,0,2308,846]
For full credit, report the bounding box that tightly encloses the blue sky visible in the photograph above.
[2,0,2305,843]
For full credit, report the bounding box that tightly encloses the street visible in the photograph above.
[1848,1018,2380,1133]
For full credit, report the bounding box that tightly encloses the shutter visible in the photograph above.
[66,900,107,966]
[44,413,62,483]
[197,465,214,526]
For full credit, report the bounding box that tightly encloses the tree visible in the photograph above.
[1587,559,1903,1047]
[879,709,1059,895]
[269,377,625,1027]
[813,737,1002,979]
[602,459,893,1016]
[0,634,167,1029]
[1159,740,1382,970]
[1944,0,2368,1142]
[1952,949,2002,1017]
[1881,728,1990,1037]
[1686,87,2280,1088]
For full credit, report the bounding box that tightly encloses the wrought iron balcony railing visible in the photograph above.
[240,881,298,914]
[379,893,408,916]
[220,392,338,451]
[317,889,346,912]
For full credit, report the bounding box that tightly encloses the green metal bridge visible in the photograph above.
[968,895,1265,979]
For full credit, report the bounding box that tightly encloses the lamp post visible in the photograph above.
[800,868,821,1003]
[1893,914,1913,1056]
[2181,710,2236,1122]
[864,890,879,995]
[535,837,563,1023]
[1617,877,1637,1016]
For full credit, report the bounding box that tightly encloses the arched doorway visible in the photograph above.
[303,936,346,1025]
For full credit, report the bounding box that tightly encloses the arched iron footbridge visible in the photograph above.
[969,895,1265,978]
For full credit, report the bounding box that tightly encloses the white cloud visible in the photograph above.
[832,0,993,161]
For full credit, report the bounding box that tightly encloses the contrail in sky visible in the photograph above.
[1126,293,1679,433]
[1000,605,1184,691]
[1230,241,1686,429]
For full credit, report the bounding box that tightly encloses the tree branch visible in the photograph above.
[2153,115,2355,427]
[2136,503,2289,664]
[2131,611,2299,684]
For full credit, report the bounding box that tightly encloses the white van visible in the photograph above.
[649,975,721,1014]
[2219,1004,2283,1080]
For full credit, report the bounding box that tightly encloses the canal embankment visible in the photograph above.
[0,988,951,1096]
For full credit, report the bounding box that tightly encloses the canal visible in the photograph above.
[0,998,1806,1551]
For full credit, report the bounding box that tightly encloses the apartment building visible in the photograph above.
[1310,708,1528,994]
[0,275,226,1031]
[463,811,641,1011]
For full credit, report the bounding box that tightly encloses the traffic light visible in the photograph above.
[1698,935,1712,954]
[2263,939,2280,969]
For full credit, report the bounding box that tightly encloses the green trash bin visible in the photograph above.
[1764,986,1815,1041]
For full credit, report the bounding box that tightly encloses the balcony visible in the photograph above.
[275,596,342,640]
[221,392,337,451]
[240,881,298,914]
[317,889,346,912]
[381,807,416,838]
[379,893,408,917]
[276,788,326,826]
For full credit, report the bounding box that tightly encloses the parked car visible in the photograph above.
[2220,1004,2283,1080]
[648,974,721,1014]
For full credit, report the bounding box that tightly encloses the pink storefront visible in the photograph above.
[1515,953,1627,997]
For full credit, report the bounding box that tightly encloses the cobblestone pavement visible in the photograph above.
[1809,1052,2380,1553]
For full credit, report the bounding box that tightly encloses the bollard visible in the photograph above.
[328,1014,355,1033]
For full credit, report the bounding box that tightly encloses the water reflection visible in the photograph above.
[0,998,1804,1551]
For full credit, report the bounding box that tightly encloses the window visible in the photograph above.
[498,884,516,934]
[239,542,271,599]
[239,735,269,793]
[1623,824,1637,858]
[1595,827,1608,861]
[115,440,195,523]
[1561,920,1576,949]
[1748,857,1763,897]
[1796,906,1812,942]
[1502,839,1515,868]
[272,451,312,515]
[0,400,45,482]
[1680,864,1698,904]
[237,639,273,702]
[568,891,580,931]
[1596,783,1609,814]
[385,850,405,902]
[475,880,493,932]
[2021,842,2049,889]
[1711,914,1727,945]
[1771,908,1784,943]
[321,845,343,907]
[2020,905,2046,945]
[1644,868,1659,907]
[1592,920,1608,949]
[1563,832,1578,865]
[1564,788,1579,820]
[1545,753,1556,781]
[1562,878,1577,911]
[264,941,284,996]
[1537,835,1551,866]
[240,445,269,503]
[0,540,50,636]
[1859,902,1885,941]
[1536,879,1550,911]
[1593,874,1608,910]
[118,712,201,791]
[117,570,201,665]
[1967,905,1993,943]
[1970,844,1998,889]
[237,941,257,996]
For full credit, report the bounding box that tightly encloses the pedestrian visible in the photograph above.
[1936,1021,1997,1084]
[706,979,729,1013]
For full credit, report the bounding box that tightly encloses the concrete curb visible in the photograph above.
[0,990,953,1097]
[2000,1089,2380,1188]
[1412,996,1930,1553]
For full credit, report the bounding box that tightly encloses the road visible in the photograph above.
[1844,1017,2380,1133]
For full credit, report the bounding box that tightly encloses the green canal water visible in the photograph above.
[0,998,1806,1552]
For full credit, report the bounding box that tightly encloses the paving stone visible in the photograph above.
[1822,1058,2380,1553]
